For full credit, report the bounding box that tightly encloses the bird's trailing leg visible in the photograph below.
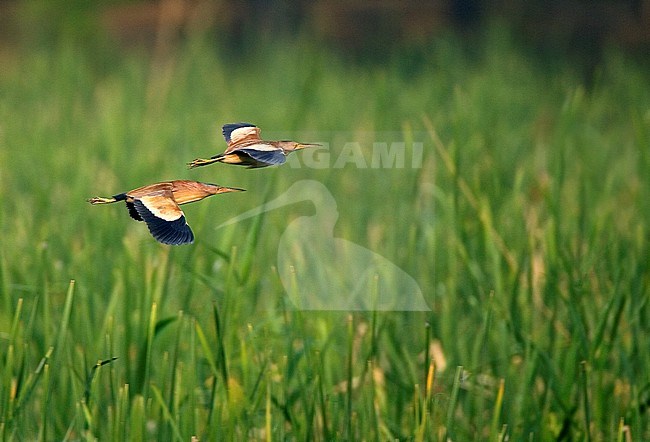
[187,157,221,169]
[87,196,118,205]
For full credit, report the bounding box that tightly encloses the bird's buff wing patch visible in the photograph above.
[223,123,261,148]
[138,194,183,221]
[133,197,194,245]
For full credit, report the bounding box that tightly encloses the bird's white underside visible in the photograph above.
[240,142,278,152]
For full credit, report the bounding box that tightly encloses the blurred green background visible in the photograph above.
[0,0,649,440]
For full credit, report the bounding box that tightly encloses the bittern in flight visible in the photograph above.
[187,122,321,169]
[88,180,244,245]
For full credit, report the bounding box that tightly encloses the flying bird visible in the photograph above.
[88,180,244,245]
[187,122,321,169]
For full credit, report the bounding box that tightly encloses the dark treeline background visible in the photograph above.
[1,0,649,76]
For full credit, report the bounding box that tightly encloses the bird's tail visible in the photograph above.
[187,155,223,169]
[87,193,126,205]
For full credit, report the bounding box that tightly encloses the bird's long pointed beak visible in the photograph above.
[296,142,321,150]
[216,186,246,194]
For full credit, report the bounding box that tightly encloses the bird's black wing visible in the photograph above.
[222,123,260,145]
[132,199,194,245]
[238,148,287,167]
[125,201,143,221]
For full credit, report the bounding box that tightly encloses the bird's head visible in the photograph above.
[277,141,321,152]
[208,184,247,195]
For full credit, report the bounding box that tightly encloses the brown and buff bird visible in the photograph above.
[88,180,244,245]
[187,122,321,169]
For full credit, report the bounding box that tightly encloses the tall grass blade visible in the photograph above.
[167,311,184,421]
[346,314,354,440]
[130,394,145,442]
[489,378,505,442]
[13,346,53,419]
[53,280,75,360]
[316,353,331,441]
[581,361,592,442]
[265,373,272,442]
[194,320,219,378]
[151,384,184,442]
[133,302,157,398]
[37,362,49,442]
[84,357,118,405]
[445,366,464,441]
[8,298,23,346]
[212,302,230,392]
[0,249,10,314]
